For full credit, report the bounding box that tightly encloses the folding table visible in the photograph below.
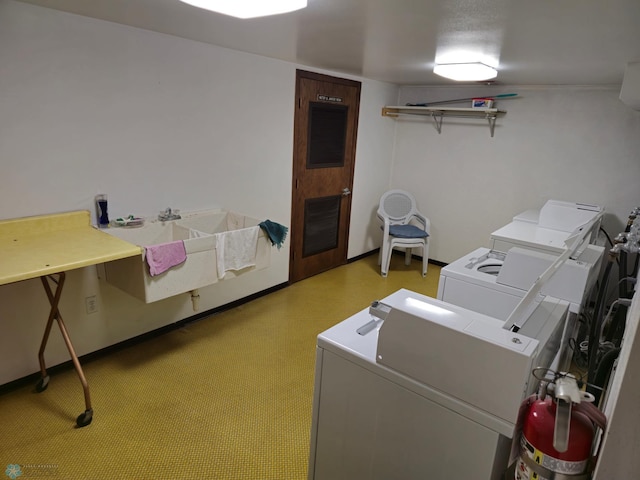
[0,210,141,427]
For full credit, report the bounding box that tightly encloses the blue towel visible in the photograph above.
[259,220,288,250]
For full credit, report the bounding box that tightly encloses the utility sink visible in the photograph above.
[103,210,270,304]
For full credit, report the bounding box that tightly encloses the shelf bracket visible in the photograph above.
[487,114,497,138]
[431,112,444,134]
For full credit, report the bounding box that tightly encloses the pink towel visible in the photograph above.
[145,241,187,276]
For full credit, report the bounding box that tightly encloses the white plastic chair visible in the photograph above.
[377,189,430,277]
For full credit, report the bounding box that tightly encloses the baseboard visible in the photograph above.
[353,248,447,267]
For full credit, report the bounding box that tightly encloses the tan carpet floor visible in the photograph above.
[0,254,440,480]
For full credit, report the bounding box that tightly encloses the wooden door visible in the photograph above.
[289,70,361,283]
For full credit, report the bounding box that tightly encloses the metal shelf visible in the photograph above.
[382,106,506,137]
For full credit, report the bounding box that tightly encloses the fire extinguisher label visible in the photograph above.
[515,435,589,479]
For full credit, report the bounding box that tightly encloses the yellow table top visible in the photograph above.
[0,210,142,285]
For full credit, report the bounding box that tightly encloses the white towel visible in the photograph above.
[189,228,211,239]
[214,226,259,278]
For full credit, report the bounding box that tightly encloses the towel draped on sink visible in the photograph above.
[258,220,288,250]
[144,223,264,279]
[145,240,187,276]
[214,226,260,278]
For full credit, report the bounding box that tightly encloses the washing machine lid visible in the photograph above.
[538,200,603,232]
[492,200,603,254]
[376,289,542,427]
[491,221,569,254]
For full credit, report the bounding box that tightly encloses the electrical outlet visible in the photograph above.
[85,295,98,314]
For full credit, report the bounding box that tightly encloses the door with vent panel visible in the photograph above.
[290,70,361,283]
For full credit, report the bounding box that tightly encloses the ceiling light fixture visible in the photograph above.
[433,62,498,82]
[179,0,307,19]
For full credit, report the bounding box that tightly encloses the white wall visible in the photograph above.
[392,85,640,263]
[0,0,397,384]
[349,80,398,256]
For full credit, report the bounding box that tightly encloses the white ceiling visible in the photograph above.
[16,0,640,86]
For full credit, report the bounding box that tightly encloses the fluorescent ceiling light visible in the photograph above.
[433,62,498,82]
[180,0,307,19]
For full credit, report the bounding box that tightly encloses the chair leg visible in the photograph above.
[422,243,429,277]
[380,243,390,276]
[404,248,412,266]
[382,246,393,277]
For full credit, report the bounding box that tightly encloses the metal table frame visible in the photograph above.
[0,211,141,427]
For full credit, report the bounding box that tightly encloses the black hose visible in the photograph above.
[588,347,621,407]
[606,250,638,344]
[605,250,630,344]
[608,310,627,347]
[619,251,628,298]
[600,226,614,247]
[587,258,614,384]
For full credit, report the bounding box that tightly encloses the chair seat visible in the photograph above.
[388,224,429,238]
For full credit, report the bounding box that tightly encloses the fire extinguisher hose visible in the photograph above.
[574,401,607,431]
[575,401,608,473]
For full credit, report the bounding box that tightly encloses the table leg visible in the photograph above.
[37,272,93,427]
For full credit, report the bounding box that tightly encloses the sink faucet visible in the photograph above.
[158,207,181,221]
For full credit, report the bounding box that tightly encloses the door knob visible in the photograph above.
[342,188,352,196]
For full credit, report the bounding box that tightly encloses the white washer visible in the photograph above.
[437,245,605,318]
[437,248,517,320]
[491,200,603,255]
[308,289,569,480]
[437,245,605,370]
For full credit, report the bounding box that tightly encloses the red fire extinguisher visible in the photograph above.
[514,374,607,480]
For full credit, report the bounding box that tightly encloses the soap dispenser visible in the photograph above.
[96,194,109,228]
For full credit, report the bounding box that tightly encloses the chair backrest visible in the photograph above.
[378,190,420,225]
